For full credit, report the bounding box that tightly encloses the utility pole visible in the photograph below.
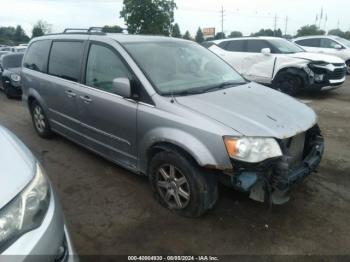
[273,14,277,36]
[284,16,288,36]
[221,5,224,39]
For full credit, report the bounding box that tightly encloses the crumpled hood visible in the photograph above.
[175,82,317,139]
[288,52,345,64]
[0,126,35,209]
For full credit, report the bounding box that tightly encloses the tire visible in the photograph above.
[272,71,302,96]
[3,82,12,99]
[149,150,218,218]
[346,60,350,75]
[30,100,53,138]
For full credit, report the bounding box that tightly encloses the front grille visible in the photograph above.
[328,67,347,80]
[281,132,306,169]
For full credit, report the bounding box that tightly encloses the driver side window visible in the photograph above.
[85,43,131,93]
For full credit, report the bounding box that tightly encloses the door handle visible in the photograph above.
[80,95,92,104]
[65,90,76,98]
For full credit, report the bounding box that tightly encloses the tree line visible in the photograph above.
[1,0,349,45]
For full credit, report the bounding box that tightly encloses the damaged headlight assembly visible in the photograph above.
[0,164,50,252]
[308,62,332,83]
[223,136,282,163]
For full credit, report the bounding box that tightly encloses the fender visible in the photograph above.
[138,127,232,174]
[26,88,50,116]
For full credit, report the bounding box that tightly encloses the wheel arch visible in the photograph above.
[138,128,231,175]
[272,67,308,88]
[26,88,49,115]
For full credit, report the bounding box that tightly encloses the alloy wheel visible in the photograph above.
[156,164,191,209]
[33,105,46,133]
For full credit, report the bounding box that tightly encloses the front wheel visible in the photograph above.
[3,82,12,99]
[346,60,350,75]
[273,72,302,96]
[149,151,218,217]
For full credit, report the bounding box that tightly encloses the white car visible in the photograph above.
[205,37,347,95]
[10,46,27,53]
[293,35,350,74]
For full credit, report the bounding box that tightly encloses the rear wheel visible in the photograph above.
[273,72,302,96]
[149,151,218,217]
[30,100,53,138]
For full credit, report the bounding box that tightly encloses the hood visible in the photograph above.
[288,52,345,64]
[6,67,21,74]
[175,82,317,139]
[0,126,35,209]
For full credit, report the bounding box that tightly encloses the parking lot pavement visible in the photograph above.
[0,79,350,256]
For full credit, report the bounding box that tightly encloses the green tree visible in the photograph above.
[345,31,350,40]
[183,30,191,40]
[214,32,225,40]
[32,20,51,38]
[229,31,243,38]
[296,25,325,37]
[328,29,345,38]
[171,23,181,38]
[120,0,176,36]
[102,25,123,33]
[195,27,204,43]
[0,26,16,45]
[13,25,29,43]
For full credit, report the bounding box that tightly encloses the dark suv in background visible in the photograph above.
[0,53,24,98]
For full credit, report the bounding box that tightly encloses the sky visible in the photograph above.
[0,0,349,37]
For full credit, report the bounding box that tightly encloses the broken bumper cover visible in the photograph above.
[306,64,347,91]
[230,125,324,205]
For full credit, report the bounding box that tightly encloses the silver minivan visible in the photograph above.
[21,28,324,217]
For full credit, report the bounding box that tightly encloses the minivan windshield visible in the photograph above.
[2,53,24,69]
[123,41,246,95]
[334,37,350,48]
[269,38,305,54]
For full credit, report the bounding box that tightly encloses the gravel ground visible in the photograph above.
[0,79,349,256]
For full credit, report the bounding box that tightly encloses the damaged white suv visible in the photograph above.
[205,37,347,95]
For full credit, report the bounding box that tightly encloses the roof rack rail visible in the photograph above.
[62,27,106,35]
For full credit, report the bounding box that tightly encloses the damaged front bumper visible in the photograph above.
[304,63,347,91]
[229,125,324,205]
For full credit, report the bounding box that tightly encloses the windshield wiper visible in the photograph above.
[201,81,247,93]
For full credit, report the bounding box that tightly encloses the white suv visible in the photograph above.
[293,35,350,74]
[205,37,347,95]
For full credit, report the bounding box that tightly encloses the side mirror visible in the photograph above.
[261,48,271,55]
[334,44,342,50]
[112,78,131,98]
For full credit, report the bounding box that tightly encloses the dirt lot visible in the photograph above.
[0,80,350,256]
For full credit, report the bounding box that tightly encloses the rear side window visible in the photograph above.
[222,40,245,52]
[246,40,270,53]
[295,38,320,47]
[85,43,131,93]
[320,38,341,48]
[23,40,51,72]
[48,41,84,82]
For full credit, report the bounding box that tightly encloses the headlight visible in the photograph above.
[223,136,282,163]
[0,163,50,252]
[10,74,21,82]
[314,74,325,82]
